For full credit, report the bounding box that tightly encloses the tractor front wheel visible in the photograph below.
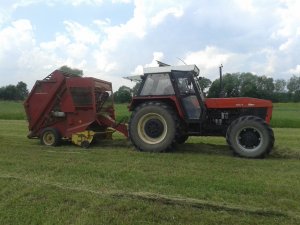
[129,102,178,152]
[226,116,274,158]
[40,127,61,146]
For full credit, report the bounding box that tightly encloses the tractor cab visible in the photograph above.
[129,64,206,121]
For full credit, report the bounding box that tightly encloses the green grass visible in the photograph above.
[271,103,300,128]
[0,120,300,224]
[1,101,300,128]
[0,101,26,120]
[115,103,130,121]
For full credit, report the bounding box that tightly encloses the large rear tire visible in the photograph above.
[129,102,178,152]
[226,116,274,158]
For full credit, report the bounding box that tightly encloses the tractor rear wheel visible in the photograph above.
[40,127,61,146]
[129,102,178,152]
[226,116,274,158]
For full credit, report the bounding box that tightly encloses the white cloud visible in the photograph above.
[12,0,104,8]
[2,0,300,91]
[66,0,103,6]
[183,46,234,72]
[289,65,300,74]
[100,0,147,52]
[150,7,184,27]
[0,19,36,74]
[93,18,111,28]
[233,0,257,14]
[0,19,35,51]
[66,42,89,59]
[93,50,118,72]
[132,51,164,74]
[64,21,99,44]
[112,0,131,3]
[272,0,300,39]
[40,34,70,51]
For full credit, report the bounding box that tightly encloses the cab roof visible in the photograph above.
[144,64,199,75]
[124,64,200,82]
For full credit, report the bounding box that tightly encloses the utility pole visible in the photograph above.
[219,64,225,98]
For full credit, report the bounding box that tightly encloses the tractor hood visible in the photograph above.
[205,97,272,109]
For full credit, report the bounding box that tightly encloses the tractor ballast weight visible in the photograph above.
[127,64,274,158]
[24,70,128,148]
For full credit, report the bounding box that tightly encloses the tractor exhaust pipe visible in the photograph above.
[219,64,225,98]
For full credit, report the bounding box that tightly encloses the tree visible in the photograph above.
[0,81,29,101]
[207,79,220,98]
[16,81,29,100]
[207,73,240,98]
[132,82,141,96]
[286,75,300,102]
[256,76,274,99]
[59,65,83,77]
[287,75,300,93]
[239,73,258,97]
[274,79,287,93]
[222,73,240,97]
[114,86,132,103]
[198,77,212,93]
[293,90,300,102]
[1,85,18,100]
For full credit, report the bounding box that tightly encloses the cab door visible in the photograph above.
[171,71,202,120]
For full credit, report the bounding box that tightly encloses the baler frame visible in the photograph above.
[24,70,128,147]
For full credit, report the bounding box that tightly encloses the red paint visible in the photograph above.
[205,97,273,123]
[24,70,128,139]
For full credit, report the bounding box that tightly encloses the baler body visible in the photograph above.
[24,70,127,146]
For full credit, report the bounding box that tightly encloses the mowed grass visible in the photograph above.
[271,103,300,128]
[0,120,300,224]
[1,100,300,128]
[0,101,26,120]
[0,100,300,224]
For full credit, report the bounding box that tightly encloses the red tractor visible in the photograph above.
[127,63,274,158]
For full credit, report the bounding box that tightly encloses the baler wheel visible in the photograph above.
[40,128,61,146]
[81,141,90,149]
[226,116,274,158]
[129,101,178,152]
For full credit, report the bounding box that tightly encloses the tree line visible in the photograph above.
[207,73,300,102]
[0,66,81,101]
[0,82,29,101]
[1,72,299,103]
[114,73,300,103]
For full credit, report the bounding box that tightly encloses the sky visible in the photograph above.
[0,0,300,91]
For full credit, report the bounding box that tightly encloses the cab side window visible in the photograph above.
[140,73,174,96]
[177,77,196,94]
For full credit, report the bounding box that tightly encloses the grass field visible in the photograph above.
[271,103,300,128]
[0,101,300,224]
[0,101,27,120]
[0,120,300,224]
[1,100,300,128]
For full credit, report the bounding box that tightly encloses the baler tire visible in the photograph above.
[129,102,178,152]
[81,141,90,149]
[40,127,61,147]
[226,116,274,158]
